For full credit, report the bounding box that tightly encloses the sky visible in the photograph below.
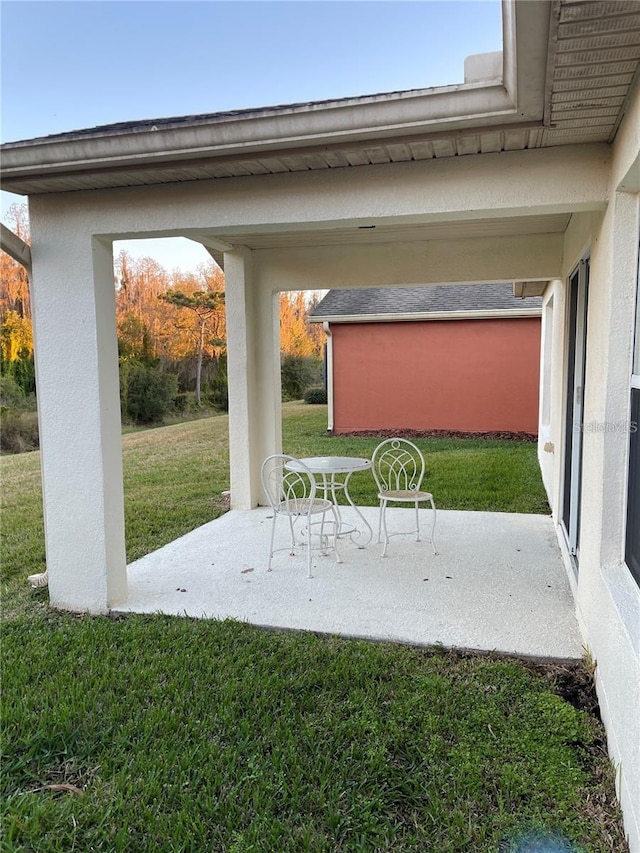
[1,0,502,271]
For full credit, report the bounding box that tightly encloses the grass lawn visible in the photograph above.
[0,404,627,851]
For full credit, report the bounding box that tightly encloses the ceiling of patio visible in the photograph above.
[193,213,573,253]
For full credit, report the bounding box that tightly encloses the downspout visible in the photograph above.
[323,322,334,433]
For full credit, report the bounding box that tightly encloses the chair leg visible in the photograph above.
[306,528,313,578]
[430,498,438,555]
[267,513,277,571]
[288,515,297,552]
[381,499,389,557]
[377,502,383,544]
[330,505,343,564]
[319,512,328,556]
[415,501,421,542]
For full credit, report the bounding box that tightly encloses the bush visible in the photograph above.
[0,407,39,454]
[0,375,24,407]
[304,386,327,405]
[122,363,178,425]
[281,354,322,401]
[172,392,188,413]
[205,358,229,412]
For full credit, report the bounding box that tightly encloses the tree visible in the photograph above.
[279,291,324,358]
[159,288,225,405]
[0,309,33,363]
[117,312,155,364]
[1,204,34,393]
[0,203,31,320]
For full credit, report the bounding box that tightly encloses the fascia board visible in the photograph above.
[309,308,543,324]
[0,82,518,179]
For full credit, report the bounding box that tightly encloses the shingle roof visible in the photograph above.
[309,284,542,320]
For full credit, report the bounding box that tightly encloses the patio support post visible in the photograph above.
[225,248,282,509]
[28,223,127,612]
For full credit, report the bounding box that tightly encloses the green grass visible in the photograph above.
[282,406,549,514]
[1,616,627,852]
[0,404,627,851]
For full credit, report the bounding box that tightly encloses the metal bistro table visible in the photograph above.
[288,456,373,547]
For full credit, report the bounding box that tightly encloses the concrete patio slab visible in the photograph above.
[117,507,583,660]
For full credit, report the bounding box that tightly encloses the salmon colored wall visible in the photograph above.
[330,318,541,434]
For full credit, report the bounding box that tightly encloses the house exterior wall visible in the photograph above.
[574,192,640,853]
[573,189,640,853]
[538,84,640,850]
[329,317,541,434]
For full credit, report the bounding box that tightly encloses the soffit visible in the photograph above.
[543,0,640,146]
[198,213,572,253]
[0,124,550,195]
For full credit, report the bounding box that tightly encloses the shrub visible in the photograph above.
[204,357,229,411]
[281,354,322,401]
[172,392,188,413]
[304,386,327,405]
[0,375,24,407]
[122,363,178,425]
[0,407,39,454]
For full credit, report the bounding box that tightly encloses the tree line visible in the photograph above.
[1,204,326,446]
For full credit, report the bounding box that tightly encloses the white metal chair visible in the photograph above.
[261,454,342,577]
[371,438,438,557]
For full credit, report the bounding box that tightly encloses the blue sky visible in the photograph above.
[1,0,502,270]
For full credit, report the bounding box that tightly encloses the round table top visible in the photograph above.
[293,456,372,474]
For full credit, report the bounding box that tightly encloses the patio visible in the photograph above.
[117,506,583,660]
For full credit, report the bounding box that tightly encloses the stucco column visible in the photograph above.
[225,248,282,509]
[29,226,127,612]
[578,192,639,572]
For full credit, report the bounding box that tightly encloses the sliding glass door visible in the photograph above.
[562,259,589,568]
[625,247,640,587]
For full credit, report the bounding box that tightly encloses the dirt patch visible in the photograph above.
[538,659,601,718]
[212,491,231,513]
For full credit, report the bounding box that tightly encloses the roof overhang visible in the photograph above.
[0,0,551,195]
[310,308,543,324]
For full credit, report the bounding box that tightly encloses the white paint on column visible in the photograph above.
[225,250,282,509]
[28,221,126,612]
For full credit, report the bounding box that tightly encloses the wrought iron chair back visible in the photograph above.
[262,456,317,514]
[372,440,426,495]
[260,454,341,576]
[370,438,437,557]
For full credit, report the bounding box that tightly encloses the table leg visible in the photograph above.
[313,470,372,547]
[342,471,373,547]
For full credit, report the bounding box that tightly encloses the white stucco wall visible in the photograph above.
[225,249,283,509]
[576,192,640,853]
[28,211,127,612]
[548,85,640,850]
